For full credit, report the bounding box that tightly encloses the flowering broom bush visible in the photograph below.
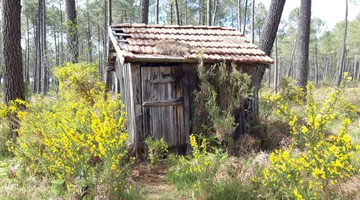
[257,75,360,200]
[167,134,226,194]
[4,63,134,198]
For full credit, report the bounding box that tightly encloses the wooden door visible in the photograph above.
[141,66,185,147]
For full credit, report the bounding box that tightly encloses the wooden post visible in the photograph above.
[129,64,143,159]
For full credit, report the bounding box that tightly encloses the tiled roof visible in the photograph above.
[108,24,274,65]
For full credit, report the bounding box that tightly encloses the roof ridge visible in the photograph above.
[110,23,238,31]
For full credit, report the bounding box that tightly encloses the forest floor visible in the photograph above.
[1,83,360,199]
[132,164,185,200]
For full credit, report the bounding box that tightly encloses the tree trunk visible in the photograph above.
[314,35,319,83]
[237,0,242,32]
[156,0,159,24]
[295,0,311,90]
[251,0,255,43]
[26,15,30,83]
[257,0,286,84]
[66,0,79,63]
[170,3,174,25]
[287,39,296,77]
[1,0,25,102]
[185,0,188,25]
[41,0,48,95]
[175,0,181,25]
[108,0,112,25]
[140,0,149,24]
[336,0,348,86]
[59,1,64,66]
[274,37,278,93]
[86,0,93,62]
[206,0,211,26]
[243,0,248,35]
[211,0,218,25]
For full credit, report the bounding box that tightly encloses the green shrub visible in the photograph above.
[166,135,227,194]
[193,60,252,142]
[144,137,168,164]
[257,76,360,200]
[3,63,137,198]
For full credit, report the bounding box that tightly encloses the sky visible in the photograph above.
[258,0,360,30]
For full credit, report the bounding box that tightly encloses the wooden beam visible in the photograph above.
[145,77,175,84]
[113,32,131,37]
[108,26,124,65]
[142,98,183,107]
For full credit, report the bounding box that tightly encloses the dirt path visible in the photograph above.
[132,164,185,200]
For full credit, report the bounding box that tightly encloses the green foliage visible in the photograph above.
[144,137,168,164]
[194,60,252,141]
[3,63,138,198]
[0,119,11,159]
[166,135,227,194]
[257,76,360,200]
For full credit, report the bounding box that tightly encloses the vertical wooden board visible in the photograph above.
[142,67,160,140]
[130,64,142,153]
[125,64,133,142]
[169,66,182,146]
[151,67,161,140]
[182,65,191,152]
[141,67,150,140]
[159,67,172,145]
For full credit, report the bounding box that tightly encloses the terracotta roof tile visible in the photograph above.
[109,24,273,64]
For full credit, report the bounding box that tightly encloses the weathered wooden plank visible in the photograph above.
[162,72,183,77]
[142,98,183,107]
[175,66,185,146]
[145,77,175,84]
[129,64,143,158]
[141,67,151,142]
[108,26,122,57]
[112,32,131,37]
[182,65,191,154]
[160,67,172,145]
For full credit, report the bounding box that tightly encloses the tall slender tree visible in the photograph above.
[1,0,25,104]
[336,0,348,86]
[206,0,211,26]
[251,0,255,43]
[140,0,149,24]
[66,0,79,63]
[237,0,242,32]
[243,0,248,35]
[175,0,181,25]
[156,0,159,24]
[257,0,286,83]
[295,0,312,90]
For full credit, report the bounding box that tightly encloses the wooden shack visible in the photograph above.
[106,24,273,153]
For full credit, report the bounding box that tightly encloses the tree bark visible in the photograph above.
[86,0,93,62]
[251,0,255,43]
[41,0,48,95]
[295,0,312,90]
[211,0,218,25]
[336,0,348,86]
[140,0,149,24]
[156,0,159,24]
[108,0,112,25]
[175,0,181,25]
[314,35,319,83]
[206,0,211,26]
[243,0,248,35]
[1,0,25,103]
[274,37,278,93]
[257,0,286,84]
[237,0,242,32]
[59,1,64,66]
[66,0,79,63]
